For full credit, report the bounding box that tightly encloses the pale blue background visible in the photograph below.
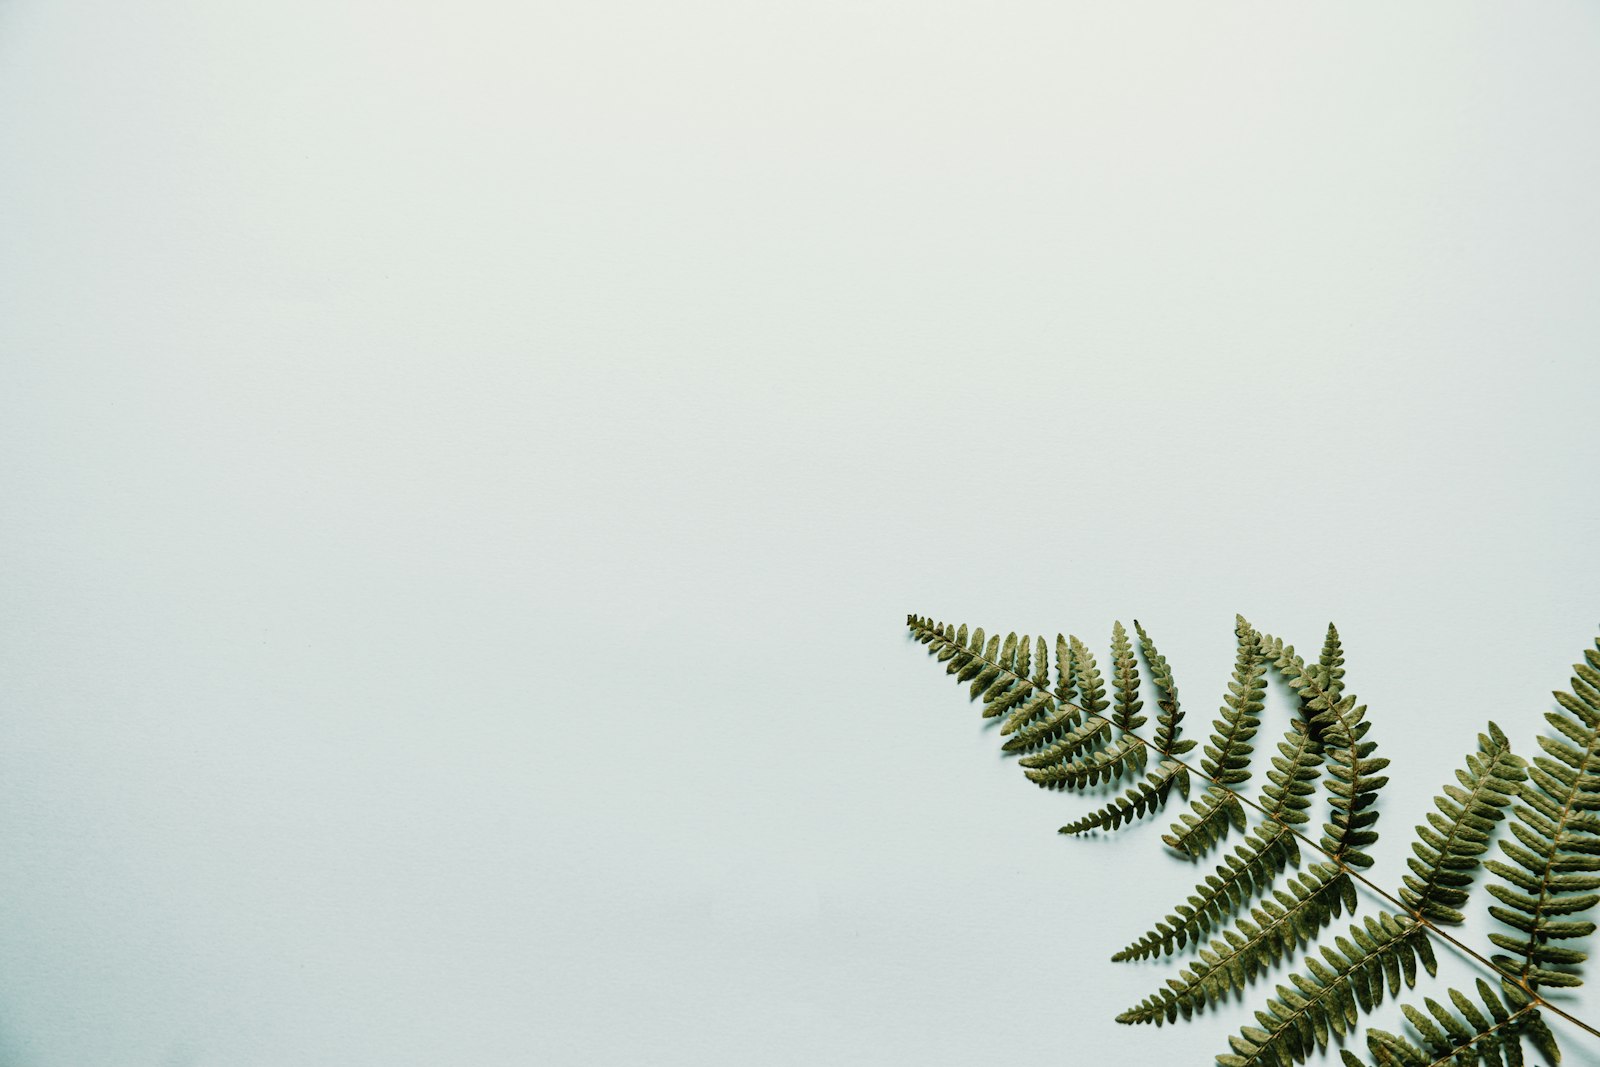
[1,2,1599,1064]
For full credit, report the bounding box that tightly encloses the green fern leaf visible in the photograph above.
[1060,759,1188,835]
[1121,719,1323,961]
[1112,621,1149,734]
[910,617,1079,747]
[1118,862,1355,1025]
[1129,721,1513,1032]
[1165,620,1267,858]
[1071,634,1110,717]
[1217,912,1436,1067]
[907,614,1600,1066]
[998,689,1063,738]
[1484,631,1600,992]
[1202,620,1268,786]
[1137,620,1194,758]
[1342,979,1544,1067]
[1261,626,1390,870]
[1003,701,1091,753]
[1398,723,1528,925]
[996,636,1057,734]
[1114,823,1300,961]
[1024,732,1146,789]
[1015,713,1110,764]
[1261,721,1326,826]
[1165,786,1249,857]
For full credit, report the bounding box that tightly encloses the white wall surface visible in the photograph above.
[2,2,1599,1064]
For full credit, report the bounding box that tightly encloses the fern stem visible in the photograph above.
[910,618,1600,1043]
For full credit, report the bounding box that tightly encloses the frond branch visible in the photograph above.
[906,614,1600,1045]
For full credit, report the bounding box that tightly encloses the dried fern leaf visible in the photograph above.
[1260,626,1390,870]
[1060,759,1188,835]
[1132,723,1528,1039]
[1260,721,1325,825]
[1121,714,1326,958]
[1202,621,1268,786]
[1111,621,1149,734]
[1484,631,1600,992]
[1002,702,1089,753]
[1014,714,1110,764]
[1398,723,1528,925]
[1114,823,1300,962]
[1217,911,1437,1067]
[1137,620,1194,758]
[909,617,1074,737]
[1166,786,1249,857]
[1071,635,1110,718]
[1118,862,1355,1025]
[909,614,1600,1067]
[1339,979,1546,1067]
[1024,732,1146,789]
[1165,620,1267,858]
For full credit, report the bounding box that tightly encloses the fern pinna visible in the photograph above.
[907,614,1600,1066]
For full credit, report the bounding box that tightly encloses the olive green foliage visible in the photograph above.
[907,615,1600,1066]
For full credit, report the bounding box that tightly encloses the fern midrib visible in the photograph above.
[1517,724,1600,985]
[912,618,1600,1043]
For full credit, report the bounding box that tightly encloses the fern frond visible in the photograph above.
[1024,732,1146,789]
[1484,631,1600,992]
[1071,635,1110,717]
[1137,620,1194,759]
[1052,633,1073,700]
[1260,721,1326,825]
[1340,979,1550,1067]
[1261,625,1390,870]
[1317,624,1347,702]
[997,635,1081,741]
[998,689,1062,738]
[1165,620,1267,858]
[1002,702,1090,753]
[1111,621,1149,734]
[998,636,1056,734]
[1113,823,1300,961]
[1203,622,1268,785]
[1060,759,1188,835]
[1120,719,1324,975]
[974,631,1034,715]
[1120,720,1328,1018]
[1218,912,1436,1067]
[909,613,1600,1063]
[1397,723,1528,925]
[1165,786,1248,857]
[1007,634,1124,775]
[1012,631,1033,684]
[909,617,1072,738]
[1022,626,1182,829]
[1015,713,1109,763]
[1118,862,1356,1025]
